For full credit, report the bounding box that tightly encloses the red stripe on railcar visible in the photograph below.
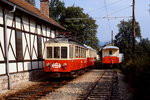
[44,59,86,72]
[44,57,95,73]
[102,56,119,64]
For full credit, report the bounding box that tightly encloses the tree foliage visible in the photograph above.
[122,38,150,100]
[59,6,99,50]
[116,20,150,99]
[114,20,141,60]
[49,1,99,50]
[49,0,65,22]
[25,0,35,6]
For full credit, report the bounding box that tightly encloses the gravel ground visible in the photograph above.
[39,69,105,100]
[118,72,133,100]
[0,81,45,99]
[0,70,133,100]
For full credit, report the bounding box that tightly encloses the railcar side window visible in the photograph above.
[61,47,67,58]
[79,47,81,58]
[69,45,73,58]
[54,47,60,58]
[75,46,78,58]
[47,47,52,58]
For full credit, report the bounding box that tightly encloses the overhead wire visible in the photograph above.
[109,5,132,16]
[88,0,127,14]
[65,16,131,20]
[103,0,111,31]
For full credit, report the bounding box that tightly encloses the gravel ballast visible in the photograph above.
[40,70,105,100]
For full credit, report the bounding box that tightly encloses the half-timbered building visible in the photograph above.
[0,0,65,90]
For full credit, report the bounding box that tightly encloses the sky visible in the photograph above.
[36,0,150,43]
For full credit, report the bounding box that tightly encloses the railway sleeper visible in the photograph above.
[88,96,109,99]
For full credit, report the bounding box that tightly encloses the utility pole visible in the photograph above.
[132,0,136,59]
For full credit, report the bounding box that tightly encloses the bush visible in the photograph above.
[122,56,150,99]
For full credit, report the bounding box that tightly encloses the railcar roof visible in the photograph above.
[45,38,86,48]
[84,44,97,52]
[103,46,119,50]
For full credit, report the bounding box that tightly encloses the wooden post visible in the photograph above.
[132,0,136,59]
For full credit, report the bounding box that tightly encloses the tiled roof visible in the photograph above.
[2,0,65,30]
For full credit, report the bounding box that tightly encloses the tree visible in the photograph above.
[49,1,99,50]
[25,0,35,6]
[59,6,99,50]
[138,38,150,56]
[49,0,65,22]
[114,20,141,60]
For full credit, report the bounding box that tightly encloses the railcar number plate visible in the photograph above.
[54,69,58,71]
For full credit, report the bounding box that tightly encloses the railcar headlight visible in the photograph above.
[46,63,50,67]
[62,63,67,67]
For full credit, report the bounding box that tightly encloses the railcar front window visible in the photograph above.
[61,47,67,58]
[47,47,52,58]
[109,50,112,55]
[54,47,60,58]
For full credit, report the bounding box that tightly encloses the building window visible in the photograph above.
[37,36,43,59]
[16,30,23,61]
[61,47,67,58]
[47,47,52,58]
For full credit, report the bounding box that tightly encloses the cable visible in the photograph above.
[96,16,131,19]
[109,5,132,15]
[104,0,111,30]
[88,0,127,14]
[65,16,131,20]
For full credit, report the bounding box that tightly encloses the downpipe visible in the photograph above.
[4,5,16,90]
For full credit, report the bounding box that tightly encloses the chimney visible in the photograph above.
[40,0,49,17]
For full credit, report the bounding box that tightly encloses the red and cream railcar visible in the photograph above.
[102,46,120,64]
[44,37,97,75]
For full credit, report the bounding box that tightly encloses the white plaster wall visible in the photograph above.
[24,62,31,71]
[7,13,14,27]
[42,37,46,57]
[34,35,37,54]
[22,33,30,60]
[7,29,16,60]
[9,63,17,73]
[22,16,29,32]
[51,30,55,38]
[30,19,36,33]
[18,62,23,72]
[0,6,3,24]
[30,35,37,59]
[42,25,46,36]
[37,25,41,35]
[16,17,21,29]
[32,61,38,69]
[47,27,51,37]
[0,27,4,61]
[0,64,6,74]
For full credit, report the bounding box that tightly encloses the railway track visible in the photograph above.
[78,69,118,100]
[3,78,72,100]
[2,69,118,100]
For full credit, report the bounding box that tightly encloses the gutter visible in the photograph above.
[4,5,16,90]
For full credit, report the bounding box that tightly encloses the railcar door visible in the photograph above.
[69,45,74,70]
